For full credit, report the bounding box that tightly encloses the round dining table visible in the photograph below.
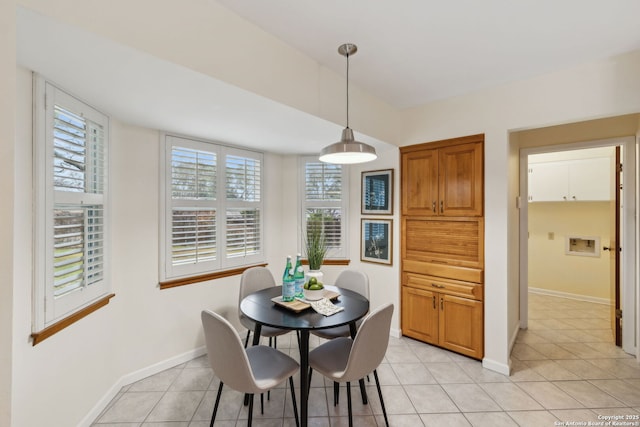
[240,285,369,427]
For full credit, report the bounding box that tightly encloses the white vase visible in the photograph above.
[305,269,324,285]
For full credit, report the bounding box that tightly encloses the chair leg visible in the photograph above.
[289,376,300,427]
[346,381,353,427]
[374,369,389,427]
[334,381,339,406]
[260,392,264,414]
[358,378,368,404]
[244,330,251,348]
[307,368,313,395]
[267,336,275,401]
[210,382,224,427]
[248,394,254,427]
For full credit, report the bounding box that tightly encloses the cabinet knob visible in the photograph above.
[432,201,436,213]
[440,200,444,213]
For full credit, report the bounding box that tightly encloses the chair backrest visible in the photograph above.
[335,269,370,299]
[201,310,257,392]
[239,266,277,305]
[342,303,394,382]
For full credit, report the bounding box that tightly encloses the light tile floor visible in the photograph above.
[92,293,640,426]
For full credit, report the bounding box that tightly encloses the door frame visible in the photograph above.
[518,136,637,356]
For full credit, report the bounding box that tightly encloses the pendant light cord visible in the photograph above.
[345,51,350,129]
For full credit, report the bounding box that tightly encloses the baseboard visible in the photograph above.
[390,327,401,339]
[529,287,611,306]
[482,357,511,376]
[509,322,520,353]
[78,346,206,427]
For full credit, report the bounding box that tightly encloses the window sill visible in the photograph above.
[302,259,351,266]
[159,264,268,290]
[31,293,116,346]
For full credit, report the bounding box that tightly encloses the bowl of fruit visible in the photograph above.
[303,277,325,300]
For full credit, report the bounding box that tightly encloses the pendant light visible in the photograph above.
[319,43,377,164]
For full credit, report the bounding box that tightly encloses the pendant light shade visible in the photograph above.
[319,43,377,164]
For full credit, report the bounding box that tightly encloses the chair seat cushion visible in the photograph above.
[246,346,299,392]
[308,337,352,381]
[240,314,290,338]
[311,324,350,340]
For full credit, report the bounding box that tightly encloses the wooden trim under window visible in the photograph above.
[159,260,350,290]
[302,259,351,266]
[31,293,116,346]
[159,264,268,290]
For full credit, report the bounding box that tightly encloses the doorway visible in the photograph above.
[519,136,636,356]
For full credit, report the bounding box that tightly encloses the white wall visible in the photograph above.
[1,1,16,425]
[17,0,400,146]
[346,148,402,335]
[401,49,640,374]
[12,66,291,426]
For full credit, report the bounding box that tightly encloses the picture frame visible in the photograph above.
[361,169,393,215]
[361,219,393,265]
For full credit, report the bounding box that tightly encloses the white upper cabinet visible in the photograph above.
[528,157,612,202]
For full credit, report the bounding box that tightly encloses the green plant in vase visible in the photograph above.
[304,219,327,287]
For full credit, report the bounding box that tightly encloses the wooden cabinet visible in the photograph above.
[400,134,484,360]
[402,139,483,216]
[401,273,483,359]
[528,157,612,202]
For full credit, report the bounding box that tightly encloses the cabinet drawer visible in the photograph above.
[403,272,483,301]
[402,217,484,270]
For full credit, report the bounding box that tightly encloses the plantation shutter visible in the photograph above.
[225,153,262,262]
[52,105,106,297]
[162,137,265,279]
[302,160,347,258]
[169,146,218,271]
[37,81,110,327]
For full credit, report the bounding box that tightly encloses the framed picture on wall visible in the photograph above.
[361,169,393,215]
[361,219,393,265]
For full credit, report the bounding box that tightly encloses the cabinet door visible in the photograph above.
[401,286,439,344]
[569,157,611,201]
[528,162,569,202]
[439,142,483,216]
[402,149,439,216]
[439,294,483,359]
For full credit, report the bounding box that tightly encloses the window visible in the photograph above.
[33,78,110,331]
[299,157,349,259]
[161,135,264,281]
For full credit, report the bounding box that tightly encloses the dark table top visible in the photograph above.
[239,285,369,331]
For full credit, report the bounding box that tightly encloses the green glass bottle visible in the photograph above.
[282,255,295,302]
[293,253,305,298]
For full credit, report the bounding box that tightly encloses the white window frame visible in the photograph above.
[33,76,111,330]
[298,156,349,259]
[160,134,265,281]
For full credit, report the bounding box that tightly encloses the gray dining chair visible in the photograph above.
[201,309,300,427]
[310,269,370,406]
[238,266,291,348]
[311,269,370,340]
[307,303,393,427]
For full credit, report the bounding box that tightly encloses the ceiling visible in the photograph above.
[16,1,640,155]
[219,0,640,109]
[218,0,640,108]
